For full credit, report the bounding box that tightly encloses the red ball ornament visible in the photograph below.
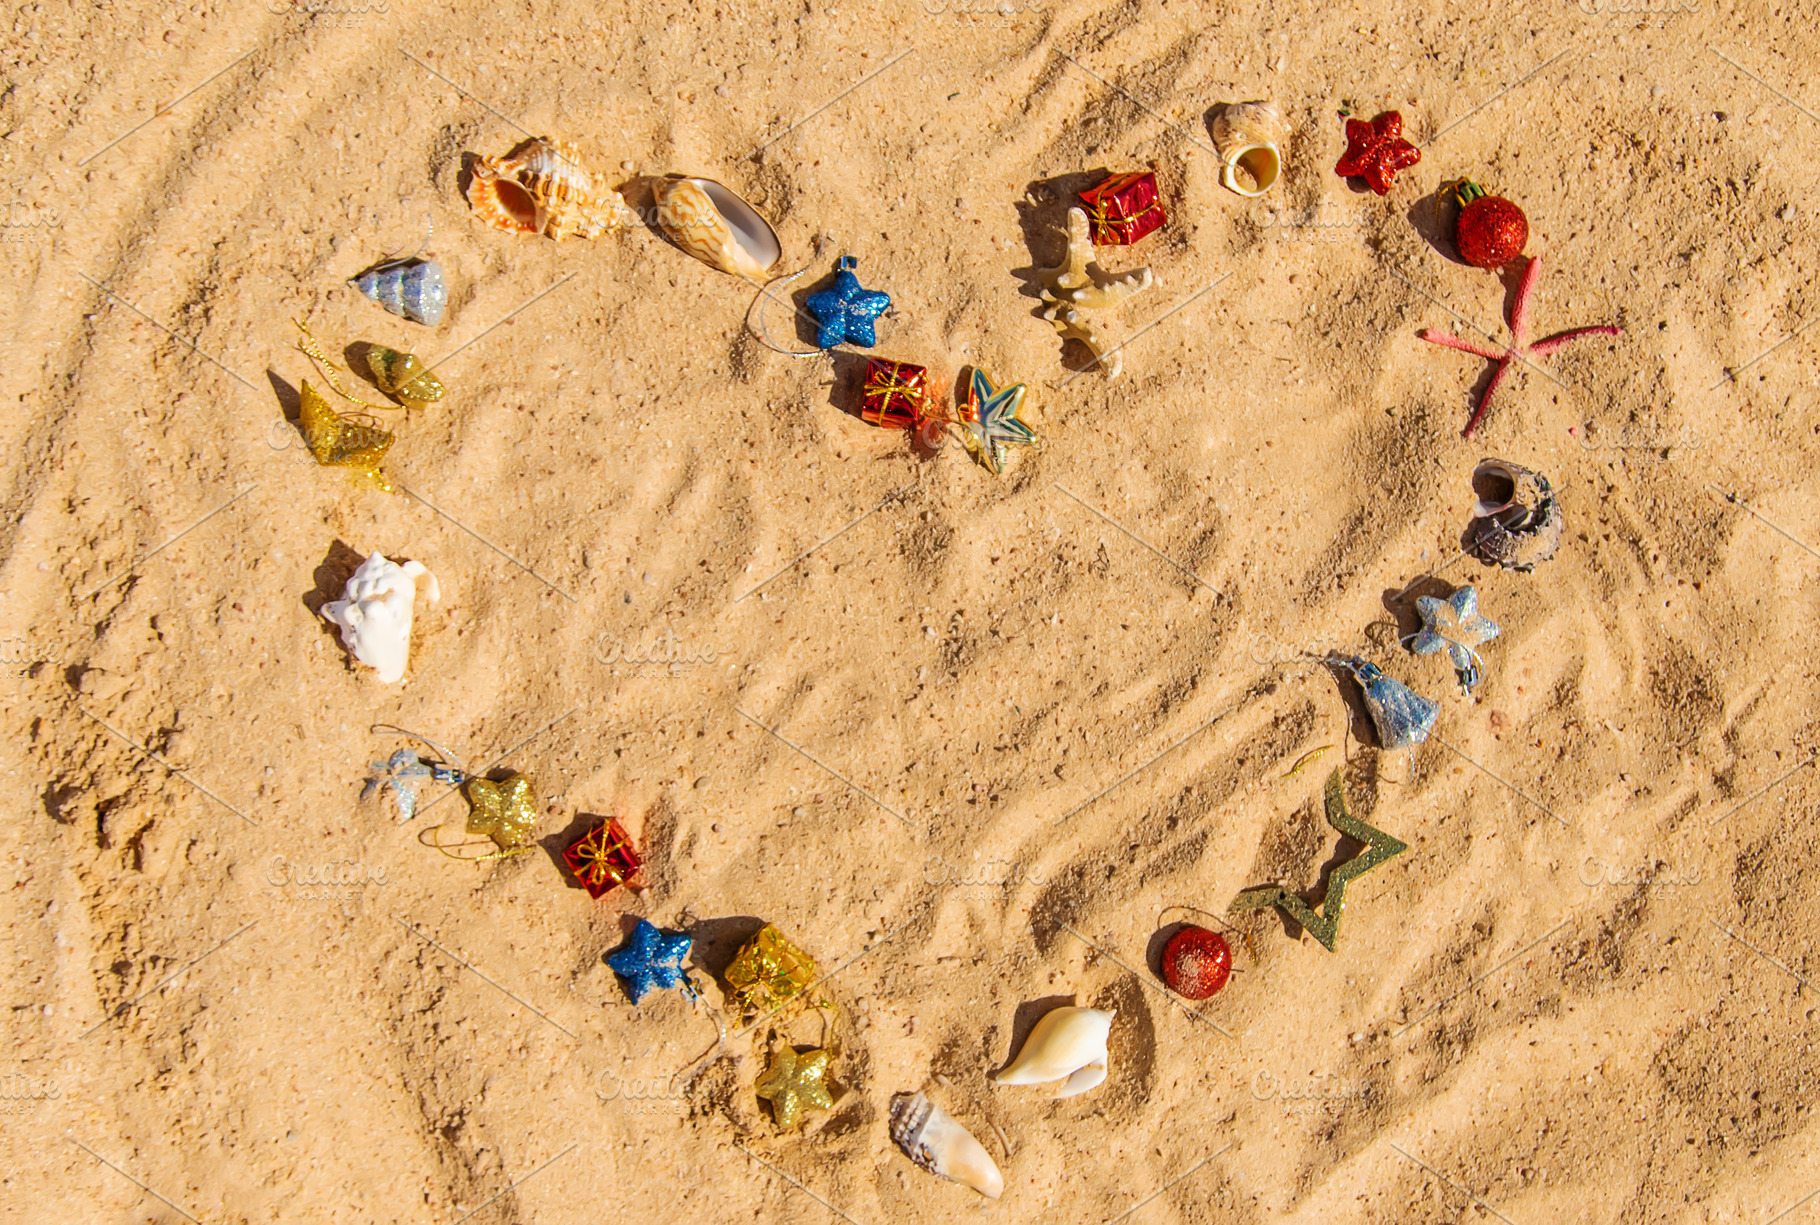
[1451,180,1528,269]
[1162,926,1232,1000]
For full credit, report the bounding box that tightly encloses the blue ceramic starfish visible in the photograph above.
[1409,586,1500,691]
[958,367,1038,474]
[606,919,694,1004]
[805,256,891,348]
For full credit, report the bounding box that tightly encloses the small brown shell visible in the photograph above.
[465,138,635,241]
[1465,457,1562,571]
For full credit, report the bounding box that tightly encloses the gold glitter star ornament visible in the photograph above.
[754,1046,834,1129]
[464,774,540,853]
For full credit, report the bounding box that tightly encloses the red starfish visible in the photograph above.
[1419,254,1621,438]
[1333,111,1421,195]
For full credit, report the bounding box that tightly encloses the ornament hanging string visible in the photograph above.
[294,319,399,411]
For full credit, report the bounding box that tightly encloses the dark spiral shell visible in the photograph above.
[353,259,446,326]
[1465,458,1562,572]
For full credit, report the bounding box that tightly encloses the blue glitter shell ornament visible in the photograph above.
[353,258,447,326]
[606,919,697,1004]
[805,256,891,348]
[1337,656,1438,749]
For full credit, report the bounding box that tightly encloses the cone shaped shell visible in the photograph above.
[465,138,635,241]
[1210,101,1284,197]
[366,347,445,404]
[889,1093,1004,1199]
[353,259,446,326]
[993,1006,1113,1098]
[655,176,782,282]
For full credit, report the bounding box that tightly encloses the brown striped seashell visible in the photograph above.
[464,138,636,241]
[654,176,781,283]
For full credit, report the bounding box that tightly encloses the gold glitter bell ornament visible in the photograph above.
[724,924,820,1017]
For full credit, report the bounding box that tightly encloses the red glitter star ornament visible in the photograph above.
[1419,254,1621,438]
[1334,111,1421,195]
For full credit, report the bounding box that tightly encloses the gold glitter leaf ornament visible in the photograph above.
[464,774,540,853]
[298,380,396,493]
[366,346,446,406]
[725,924,818,1017]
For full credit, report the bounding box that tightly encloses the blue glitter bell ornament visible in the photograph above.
[1337,656,1438,749]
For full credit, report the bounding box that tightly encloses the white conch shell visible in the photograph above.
[992,1006,1114,1098]
[655,176,782,283]
[320,551,440,684]
[1209,101,1285,197]
[889,1092,1003,1199]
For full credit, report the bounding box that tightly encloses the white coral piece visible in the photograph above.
[321,551,440,684]
[1037,208,1152,378]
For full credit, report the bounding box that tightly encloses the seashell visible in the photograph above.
[320,551,440,683]
[366,346,446,406]
[352,259,446,326]
[654,175,782,283]
[993,1005,1114,1098]
[298,380,395,492]
[465,138,636,241]
[1338,656,1438,750]
[889,1092,1004,1199]
[1044,301,1122,378]
[1465,458,1561,572]
[1209,101,1285,197]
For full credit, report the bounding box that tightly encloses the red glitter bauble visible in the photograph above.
[1162,926,1232,1000]
[1455,194,1529,269]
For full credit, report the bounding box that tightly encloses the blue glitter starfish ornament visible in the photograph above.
[1409,586,1500,692]
[606,919,696,1004]
[957,367,1039,475]
[804,256,892,348]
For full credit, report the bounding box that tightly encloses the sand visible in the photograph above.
[4,0,1819,1220]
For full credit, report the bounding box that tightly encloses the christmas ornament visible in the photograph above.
[1038,207,1153,378]
[861,358,932,429]
[655,175,782,283]
[725,924,820,1017]
[1449,180,1528,269]
[463,773,539,853]
[366,347,446,407]
[353,257,446,326]
[562,816,644,898]
[1465,458,1561,571]
[465,137,637,240]
[890,1092,1004,1199]
[362,748,435,821]
[1408,586,1500,692]
[1229,769,1407,952]
[1161,926,1232,999]
[1078,170,1166,246]
[804,256,891,348]
[956,367,1038,475]
[295,320,405,411]
[754,1046,834,1129]
[606,918,696,1004]
[320,552,439,683]
[1335,656,1438,749]
[1333,110,1420,195]
[992,1005,1113,1098]
[1209,101,1285,197]
[297,381,396,492]
[1418,254,1621,438]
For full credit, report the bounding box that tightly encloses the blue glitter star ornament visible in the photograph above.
[958,367,1039,475]
[361,749,434,822]
[805,256,892,348]
[1409,586,1500,692]
[606,919,695,1004]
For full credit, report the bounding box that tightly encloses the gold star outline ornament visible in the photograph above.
[1229,769,1407,952]
[754,1046,833,1129]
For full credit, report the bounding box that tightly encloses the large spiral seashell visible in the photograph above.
[889,1092,1004,1199]
[465,138,636,241]
[352,259,446,326]
[654,176,782,283]
[1465,458,1562,571]
[320,552,440,684]
[993,1005,1114,1098]
[1209,101,1285,197]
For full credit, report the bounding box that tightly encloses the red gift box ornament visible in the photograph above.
[562,816,644,898]
[1077,171,1166,247]
[861,358,931,430]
